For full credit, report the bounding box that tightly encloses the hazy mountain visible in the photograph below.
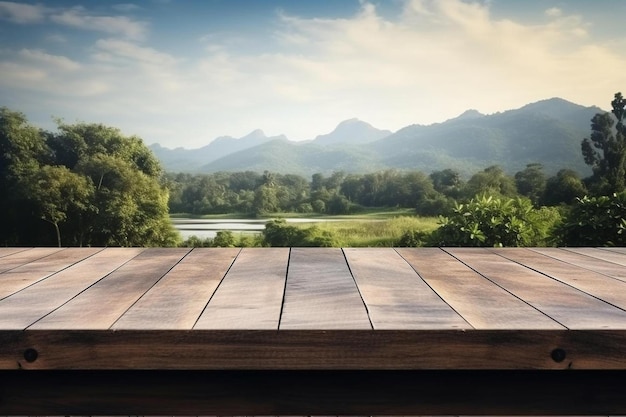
[149,129,284,172]
[312,118,392,147]
[367,98,601,176]
[200,138,385,177]
[151,98,604,177]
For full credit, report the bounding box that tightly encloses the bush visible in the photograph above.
[262,219,340,247]
[397,229,431,247]
[557,192,626,246]
[433,195,558,247]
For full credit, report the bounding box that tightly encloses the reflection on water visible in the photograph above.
[171,218,340,239]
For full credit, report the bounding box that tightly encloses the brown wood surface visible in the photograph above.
[194,247,289,329]
[0,247,33,258]
[29,248,190,330]
[446,248,626,329]
[0,247,101,299]
[396,247,564,329]
[0,247,144,329]
[0,247,64,273]
[3,329,625,370]
[563,246,626,266]
[538,247,626,280]
[344,248,469,329]
[497,247,626,313]
[112,248,240,330]
[280,247,371,329]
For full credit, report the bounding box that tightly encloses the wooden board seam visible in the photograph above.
[443,248,570,329]
[340,247,374,329]
[191,247,242,329]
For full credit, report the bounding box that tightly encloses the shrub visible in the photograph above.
[262,219,340,247]
[557,192,626,246]
[433,195,558,247]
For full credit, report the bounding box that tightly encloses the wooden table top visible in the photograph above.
[2,246,626,371]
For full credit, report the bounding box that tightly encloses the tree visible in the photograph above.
[515,163,546,205]
[463,165,517,198]
[581,92,626,194]
[541,169,587,206]
[25,166,93,247]
[0,108,48,245]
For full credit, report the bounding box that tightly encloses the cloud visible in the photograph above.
[0,1,46,23]
[94,38,177,66]
[112,4,141,13]
[19,49,81,71]
[50,6,148,40]
[545,7,562,18]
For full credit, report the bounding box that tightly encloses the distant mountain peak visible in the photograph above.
[241,129,266,140]
[450,109,485,122]
[313,118,391,146]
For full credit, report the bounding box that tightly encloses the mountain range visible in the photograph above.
[150,98,603,177]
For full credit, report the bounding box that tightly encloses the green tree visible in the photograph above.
[463,165,517,198]
[0,108,48,245]
[581,92,626,194]
[25,166,93,247]
[541,169,587,206]
[515,163,547,205]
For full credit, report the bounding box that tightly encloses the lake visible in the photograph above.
[172,218,342,239]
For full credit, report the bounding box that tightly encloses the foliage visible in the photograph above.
[541,169,587,206]
[581,92,626,194]
[464,165,517,199]
[434,195,558,247]
[515,163,546,205]
[262,219,340,247]
[557,192,626,246]
[0,107,179,247]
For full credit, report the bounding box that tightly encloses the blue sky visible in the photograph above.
[1,0,625,148]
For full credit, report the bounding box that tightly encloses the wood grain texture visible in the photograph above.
[0,247,32,258]
[0,248,144,329]
[194,247,289,329]
[497,248,626,314]
[344,248,469,329]
[29,248,190,330]
[112,248,240,330]
[0,247,101,300]
[280,247,371,329]
[0,247,64,273]
[447,248,626,329]
[4,329,626,370]
[563,246,626,266]
[396,247,563,329]
[529,247,626,282]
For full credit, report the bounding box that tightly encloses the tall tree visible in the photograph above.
[581,92,626,194]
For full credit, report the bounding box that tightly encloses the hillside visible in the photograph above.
[152,98,603,177]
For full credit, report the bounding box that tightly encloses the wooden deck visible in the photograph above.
[2,246,626,414]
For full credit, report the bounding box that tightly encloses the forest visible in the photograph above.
[1,93,625,248]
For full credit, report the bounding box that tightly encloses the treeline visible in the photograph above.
[167,164,587,217]
[0,107,179,247]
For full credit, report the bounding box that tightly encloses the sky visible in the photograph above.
[1,0,625,149]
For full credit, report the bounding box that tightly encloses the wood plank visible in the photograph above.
[194,247,289,329]
[0,247,32,258]
[396,247,563,329]
[112,248,240,330]
[343,248,469,329]
[563,247,626,267]
[494,248,626,316]
[446,248,626,329]
[531,247,626,282]
[29,248,190,330]
[279,247,371,329]
[0,248,101,300]
[0,247,65,274]
[0,248,144,329]
[602,247,626,254]
[4,329,626,370]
